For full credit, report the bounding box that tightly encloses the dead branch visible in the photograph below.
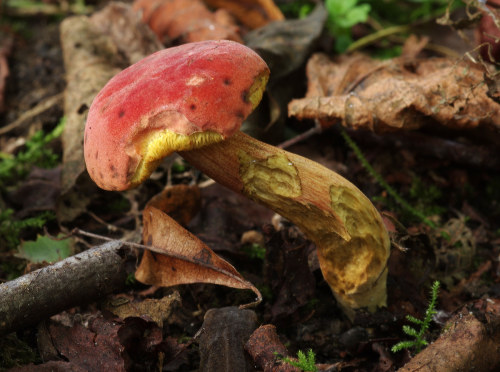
[0,241,133,336]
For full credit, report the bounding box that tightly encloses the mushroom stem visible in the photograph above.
[180,131,390,315]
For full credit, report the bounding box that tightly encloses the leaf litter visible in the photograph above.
[2,0,500,371]
[288,40,500,133]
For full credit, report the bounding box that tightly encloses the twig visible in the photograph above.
[0,240,132,336]
[276,124,322,149]
[0,92,63,136]
[74,228,262,308]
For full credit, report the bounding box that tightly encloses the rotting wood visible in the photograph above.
[397,301,500,372]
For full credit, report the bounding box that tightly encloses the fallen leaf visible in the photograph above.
[244,2,327,80]
[90,2,164,64]
[8,361,88,372]
[135,206,261,304]
[133,0,242,44]
[104,291,181,328]
[204,0,284,29]
[60,2,162,194]
[116,317,164,369]
[476,0,500,62]
[16,235,73,264]
[288,53,500,133]
[48,321,126,371]
[146,184,201,226]
[242,3,327,140]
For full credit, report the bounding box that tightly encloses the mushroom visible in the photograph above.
[84,40,390,316]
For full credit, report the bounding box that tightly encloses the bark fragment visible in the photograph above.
[199,307,258,372]
[397,300,500,371]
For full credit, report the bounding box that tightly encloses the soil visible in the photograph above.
[1,1,500,371]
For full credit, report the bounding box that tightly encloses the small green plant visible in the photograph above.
[278,349,318,372]
[364,0,463,25]
[0,209,55,250]
[325,0,371,52]
[340,128,437,228]
[408,177,446,218]
[0,118,64,189]
[278,0,314,18]
[391,280,440,354]
[242,243,266,260]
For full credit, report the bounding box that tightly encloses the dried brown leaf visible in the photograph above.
[288,53,500,133]
[48,321,126,371]
[103,291,181,328]
[59,3,162,194]
[476,0,500,62]
[135,206,261,304]
[133,0,242,44]
[145,184,201,226]
[204,0,284,29]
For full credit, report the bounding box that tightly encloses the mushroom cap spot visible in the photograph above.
[84,40,270,191]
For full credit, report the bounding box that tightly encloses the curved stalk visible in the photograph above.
[181,132,390,315]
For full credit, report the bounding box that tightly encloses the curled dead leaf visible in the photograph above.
[135,206,261,306]
[288,53,500,133]
[133,0,242,44]
[203,0,284,29]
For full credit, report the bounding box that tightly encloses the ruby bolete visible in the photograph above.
[84,40,268,191]
[84,40,390,316]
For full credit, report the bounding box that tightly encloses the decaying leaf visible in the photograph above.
[47,320,126,371]
[244,3,327,80]
[104,291,181,328]
[16,234,73,264]
[59,2,162,194]
[90,2,164,64]
[476,0,500,62]
[135,206,261,304]
[204,0,284,29]
[242,3,327,139]
[288,52,500,133]
[133,0,242,44]
[146,184,201,226]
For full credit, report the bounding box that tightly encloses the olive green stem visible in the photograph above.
[347,24,410,53]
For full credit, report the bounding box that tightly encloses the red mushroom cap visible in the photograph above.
[84,40,269,191]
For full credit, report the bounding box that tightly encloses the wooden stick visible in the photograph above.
[0,241,131,335]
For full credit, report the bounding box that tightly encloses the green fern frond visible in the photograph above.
[392,281,440,354]
[279,349,318,372]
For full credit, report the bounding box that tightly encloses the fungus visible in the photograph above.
[84,40,390,315]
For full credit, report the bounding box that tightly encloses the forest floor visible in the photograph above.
[1,0,500,371]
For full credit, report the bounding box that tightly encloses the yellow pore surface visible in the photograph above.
[129,130,223,188]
